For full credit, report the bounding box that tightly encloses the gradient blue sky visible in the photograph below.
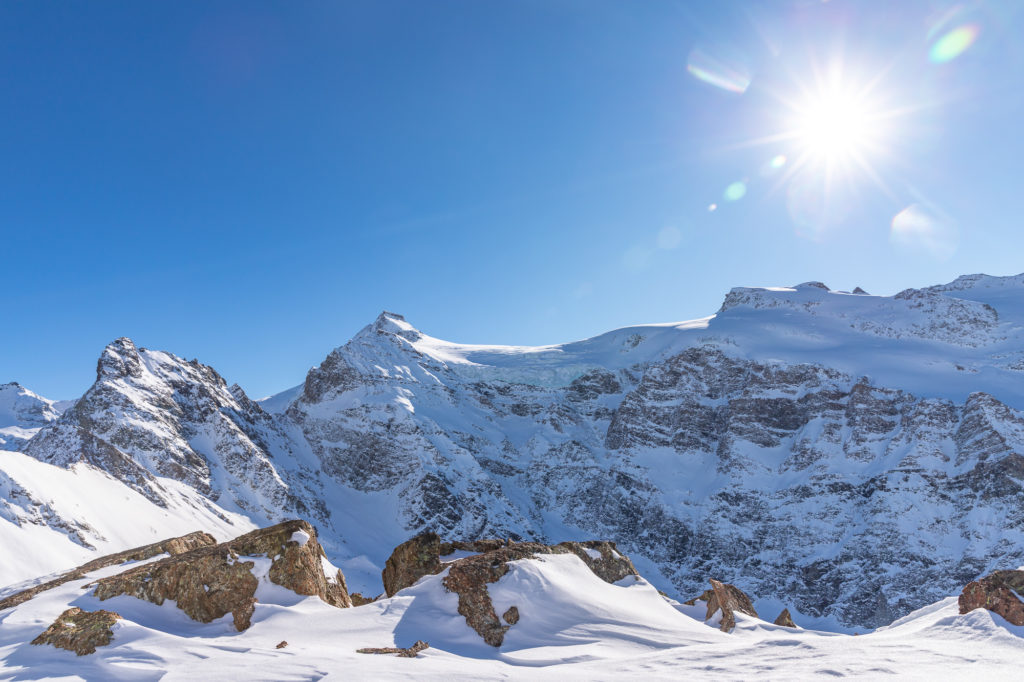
[4,0,1024,399]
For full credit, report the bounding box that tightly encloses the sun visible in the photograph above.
[794,89,876,161]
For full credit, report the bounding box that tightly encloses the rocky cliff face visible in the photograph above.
[10,273,1024,630]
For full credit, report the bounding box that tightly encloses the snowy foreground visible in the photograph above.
[2,552,1022,681]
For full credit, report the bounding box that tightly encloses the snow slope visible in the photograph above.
[0,450,254,590]
[1,547,1021,680]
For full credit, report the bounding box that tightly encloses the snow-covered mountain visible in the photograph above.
[6,272,1024,630]
[0,383,69,451]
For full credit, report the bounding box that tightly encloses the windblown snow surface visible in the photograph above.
[1,551,1021,680]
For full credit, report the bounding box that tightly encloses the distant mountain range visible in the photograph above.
[4,272,1024,631]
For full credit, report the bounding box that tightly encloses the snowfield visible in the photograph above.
[1,551,1022,680]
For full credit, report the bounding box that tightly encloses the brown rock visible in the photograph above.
[0,530,216,612]
[958,569,1024,625]
[228,520,352,609]
[350,592,378,606]
[90,520,350,632]
[683,589,715,606]
[502,605,520,624]
[774,608,797,628]
[705,579,758,633]
[439,539,508,556]
[31,607,121,656]
[276,640,288,649]
[382,531,443,597]
[357,640,430,657]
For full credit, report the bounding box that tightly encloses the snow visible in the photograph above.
[440,549,481,563]
[0,450,254,591]
[2,547,1022,679]
[288,530,310,547]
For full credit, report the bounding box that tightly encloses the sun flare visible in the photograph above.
[795,89,876,161]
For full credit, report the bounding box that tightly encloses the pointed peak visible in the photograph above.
[376,310,406,323]
[367,311,422,342]
[97,337,143,380]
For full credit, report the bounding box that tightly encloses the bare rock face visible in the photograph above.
[704,579,758,633]
[958,569,1024,625]
[439,538,508,555]
[0,530,216,611]
[774,608,797,628]
[91,520,350,631]
[382,531,443,597]
[31,607,121,656]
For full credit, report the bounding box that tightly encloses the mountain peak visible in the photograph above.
[368,311,422,342]
[96,337,143,380]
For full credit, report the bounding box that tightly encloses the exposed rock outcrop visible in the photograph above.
[31,607,121,655]
[382,531,443,597]
[357,640,430,657]
[703,579,758,633]
[90,520,350,631]
[774,608,797,628]
[958,569,1024,625]
[350,592,377,606]
[0,530,216,611]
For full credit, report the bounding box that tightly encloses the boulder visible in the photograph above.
[958,569,1024,625]
[0,530,216,611]
[31,607,121,656]
[774,608,797,628]
[90,520,350,631]
[350,592,378,606]
[704,579,758,633]
[382,531,443,597]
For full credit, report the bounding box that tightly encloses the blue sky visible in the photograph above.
[3,0,1024,400]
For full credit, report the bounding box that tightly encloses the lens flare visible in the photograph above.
[929,24,980,63]
[708,203,718,212]
[890,204,958,260]
[686,46,752,94]
[723,181,747,202]
[761,154,787,177]
[785,172,852,239]
[657,225,682,250]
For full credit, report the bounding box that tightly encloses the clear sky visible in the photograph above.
[3,0,1024,400]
